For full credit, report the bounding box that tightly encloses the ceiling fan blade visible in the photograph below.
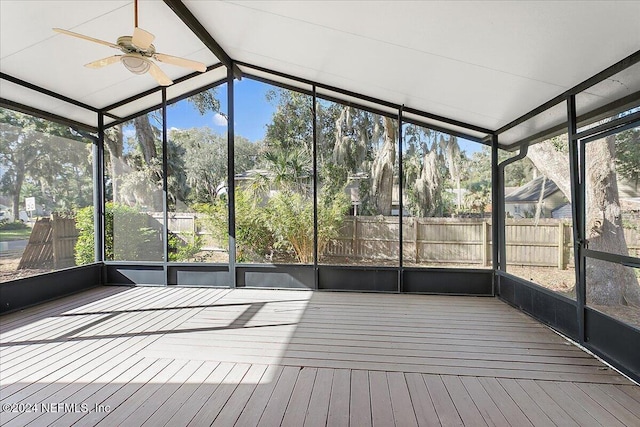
[154,53,206,73]
[148,62,173,86]
[132,27,155,50]
[85,55,122,69]
[53,28,120,49]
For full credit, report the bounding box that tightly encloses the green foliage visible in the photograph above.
[0,107,93,220]
[168,232,203,262]
[264,190,349,263]
[0,220,28,230]
[615,128,640,186]
[198,187,349,263]
[75,203,162,264]
[76,203,201,264]
[74,205,95,265]
[198,190,273,262]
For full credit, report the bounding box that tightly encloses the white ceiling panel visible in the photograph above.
[1,0,639,138]
[166,66,228,102]
[0,79,97,128]
[185,0,640,133]
[0,0,219,112]
[107,92,162,120]
[239,65,312,95]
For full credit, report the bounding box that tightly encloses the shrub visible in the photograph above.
[198,188,349,263]
[75,203,168,264]
[0,220,29,231]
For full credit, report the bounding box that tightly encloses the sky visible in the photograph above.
[165,78,482,155]
[166,79,274,143]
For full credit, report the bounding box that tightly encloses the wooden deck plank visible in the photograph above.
[152,336,598,367]
[187,363,252,426]
[326,368,351,427]
[233,365,284,427]
[595,383,640,419]
[423,374,464,427]
[556,382,627,427]
[477,377,533,427]
[459,376,510,427]
[575,382,640,427]
[118,360,203,426]
[303,368,333,427]
[257,365,299,427]
[441,375,487,427]
[535,381,603,427]
[496,378,554,427]
[514,379,580,427]
[281,367,317,427]
[93,358,188,426]
[66,357,173,426]
[349,370,372,427]
[141,361,220,427]
[210,363,268,427]
[369,370,394,427]
[164,362,233,426]
[1,286,637,427]
[387,372,418,427]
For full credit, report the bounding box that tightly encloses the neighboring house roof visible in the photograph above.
[551,203,572,219]
[505,176,559,203]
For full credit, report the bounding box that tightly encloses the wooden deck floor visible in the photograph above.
[0,286,638,426]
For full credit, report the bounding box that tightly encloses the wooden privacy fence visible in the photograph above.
[324,217,639,268]
[18,214,78,269]
[155,213,640,268]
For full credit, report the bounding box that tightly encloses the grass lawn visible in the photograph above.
[0,228,32,242]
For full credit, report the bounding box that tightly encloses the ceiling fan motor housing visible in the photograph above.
[117,36,155,56]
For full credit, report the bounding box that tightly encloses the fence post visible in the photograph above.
[414,217,419,263]
[558,221,565,269]
[352,217,357,256]
[482,220,489,267]
[51,214,59,269]
[192,213,197,244]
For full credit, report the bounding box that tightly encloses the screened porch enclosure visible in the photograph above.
[1,0,639,420]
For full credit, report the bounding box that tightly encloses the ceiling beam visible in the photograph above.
[163,0,242,80]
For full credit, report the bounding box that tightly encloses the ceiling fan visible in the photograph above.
[53,0,206,86]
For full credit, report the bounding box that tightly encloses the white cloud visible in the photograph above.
[213,113,228,126]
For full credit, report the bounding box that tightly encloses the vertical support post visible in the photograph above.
[557,221,565,269]
[227,67,237,288]
[162,88,169,286]
[567,95,585,343]
[491,134,500,295]
[397,106,404,293]
[94,112,105,267]
[312,86,318,289]
[482,220,489,267]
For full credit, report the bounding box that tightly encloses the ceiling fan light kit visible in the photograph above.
[52,0,206,86]
[121,54,152,75]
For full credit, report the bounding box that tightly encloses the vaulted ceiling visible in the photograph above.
[1,1,639,144]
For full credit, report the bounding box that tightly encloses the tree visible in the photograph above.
[403,125,465,217]
[527,134,640,306]
[0,108,92,219]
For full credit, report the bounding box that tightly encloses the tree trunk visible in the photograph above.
[134,115,158,165]
[527,136,640,306]
[370,117,396,215]
[585,136,640,306]
[11,165,24,221]
[105,126,124,203]
[527,141,571,202]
